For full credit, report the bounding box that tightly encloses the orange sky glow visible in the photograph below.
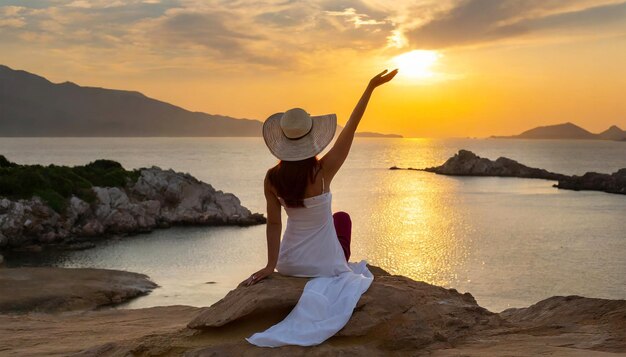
[1,0,625,137]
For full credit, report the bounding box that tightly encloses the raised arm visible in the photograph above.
[243,172,282,286]
[321,69,397,181]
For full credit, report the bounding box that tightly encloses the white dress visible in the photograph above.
[246,182,373,347]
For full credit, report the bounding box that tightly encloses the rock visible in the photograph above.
[498,295,626,352]
[556,168,626,195]
[0,266,623,355]
[403,150,626,195]
[20,244,42,252]
[67,196,90,225]
[422,150,568,180]
[64,241,97,250]
[33,265,621,356]
[0,267,158,313]
[81,219,105,236]
[38,231,58,243]
[0,232,7,247]
[188,273,310,329]
[0,305,201,357]
[188,266,502,352]
[501,295,626,326]
[0,166,266,252]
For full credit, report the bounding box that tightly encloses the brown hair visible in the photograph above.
[267,157,321,208]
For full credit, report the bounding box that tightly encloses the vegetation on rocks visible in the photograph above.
[0,155,140,212]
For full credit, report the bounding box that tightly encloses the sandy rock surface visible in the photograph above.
[0,305,200,357]
[3,266,616,356]
[0,267,157,313]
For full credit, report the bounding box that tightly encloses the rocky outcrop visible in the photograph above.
[395,150,626,195]
[556,169,626,195]
[0,305,201,356]
[0,167,265,250]
[0,266,624,355]
[187,266,502,352]
[0,267,157,313]
[422,150,568,180]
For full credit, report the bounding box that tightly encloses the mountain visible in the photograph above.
[597,125,626,141]
[0,65,403,138]
[514,122,595,139]
[354,131,403,138]
[493,122,625,141]
[0,65,264,137]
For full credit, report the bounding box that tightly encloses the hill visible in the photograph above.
[493,122,625,141]
[0,65,263,137]
[598,125,626,140]
[354,131,403,138]
[0,65,403,138]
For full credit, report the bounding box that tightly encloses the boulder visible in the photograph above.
[188,266,502,352]
[0,267,158,313]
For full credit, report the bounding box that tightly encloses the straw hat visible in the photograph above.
[263,108,337,161]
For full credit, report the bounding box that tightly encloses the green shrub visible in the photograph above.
[0,156,141,213]
[33,188,66,213]
[0,155,17,168]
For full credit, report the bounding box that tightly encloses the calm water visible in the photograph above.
[1,137,625,312]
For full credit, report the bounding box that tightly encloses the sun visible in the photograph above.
[392,50,440,79]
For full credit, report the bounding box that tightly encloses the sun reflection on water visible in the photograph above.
[351,147,473,288]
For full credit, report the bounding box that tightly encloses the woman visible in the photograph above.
[244,69,398,347]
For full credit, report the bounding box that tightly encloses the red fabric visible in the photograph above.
[333,211,351,261]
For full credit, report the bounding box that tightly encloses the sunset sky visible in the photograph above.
[1,0,625,137]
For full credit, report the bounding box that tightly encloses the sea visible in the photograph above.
[1,137,625,312]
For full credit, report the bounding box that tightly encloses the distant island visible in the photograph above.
[0,65,401,138]
[354,131,402,138]
[492,122,625,141]
[391,150,626,195]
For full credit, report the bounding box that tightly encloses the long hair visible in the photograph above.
[267,157,320,208]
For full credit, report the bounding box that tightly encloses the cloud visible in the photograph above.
[405,0,626,49]
[1,0,624,74]
[0,17,26,28]
[255,4,314,27]
[149,9,262,53]
[326,7,387,28]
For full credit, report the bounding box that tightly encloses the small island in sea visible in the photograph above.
[391,150,626,195]
[491,122,626,141]
[354,131,403,138]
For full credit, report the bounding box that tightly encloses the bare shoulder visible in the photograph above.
[317,161,334,188]
[319,156,338,183]
[264,167,277,196]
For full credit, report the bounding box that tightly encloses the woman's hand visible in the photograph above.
[368,69,398,89]
[242,265,274,286]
